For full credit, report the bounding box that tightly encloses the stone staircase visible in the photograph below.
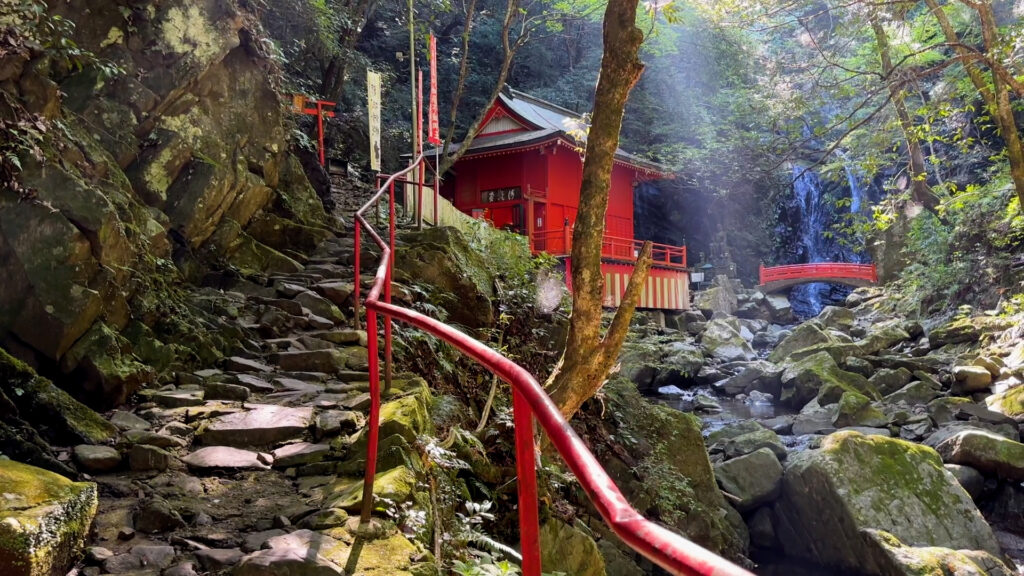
[77,229,435,576]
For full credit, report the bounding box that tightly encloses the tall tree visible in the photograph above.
[545,0,652,421]
[320,0,377,102]
[923,0,1024,208]
[868,10,940,210]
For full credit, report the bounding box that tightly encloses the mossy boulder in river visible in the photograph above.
[864,529,1013,576]
[700,317,755,362]
[774,431,1001,575]
[768,321,834,363]
[0,460,98,576]
[778,351,877,408]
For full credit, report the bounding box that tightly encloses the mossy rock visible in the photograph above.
[769,321,834,363]
[864,529,1014,576]
[0,347,116,445]
[933,429,1024,481]
[780,351,878,409]
[59,322,155,408]
[774,431,1000,574]
[207,219,303,276]
[322,466,418,511]
[539,519,605,576]
[348,381,433,456]
[245,211,334,255]
[985,386,1024,422]
[602,378,748,560]
[857,324,911,356]
[833,391,888,429]
[0,460,98,576]
[395,227,495,329]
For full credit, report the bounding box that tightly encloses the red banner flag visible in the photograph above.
[428,34,441,146]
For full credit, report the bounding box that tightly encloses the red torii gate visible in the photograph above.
[759,262,878,293]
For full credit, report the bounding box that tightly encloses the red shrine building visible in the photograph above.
[434,88,689,311]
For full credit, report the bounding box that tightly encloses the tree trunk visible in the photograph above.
[320,0,374,102]
[442,0,478,155]
[925,0,1024,207]
[438,0,520,176]
[545,0,650,422]
[975,1,1024,208]
[870,16,939,211]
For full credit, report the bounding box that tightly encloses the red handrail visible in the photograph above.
[759,262,878,285]
[531,228,687,269]
[355,157,751,576]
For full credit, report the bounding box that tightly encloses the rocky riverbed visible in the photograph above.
[623,275,1024,575]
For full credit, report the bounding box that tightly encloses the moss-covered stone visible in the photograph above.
[539,519,605,576]
[779,351,878,408]
[395,227,496,329]
[0,460,98,576]
[347,380,433,456]
[833,391,888,428]
[322,466,418,511]
[864,530,1014,576]
[933,429,1024,480]
[774,431,1000,574]
[59,322,155,408]
[601,378,748,560]
[0,347,116,445]
[769,321,834,363]
[985,386,1024,422]
[700,317,755,362]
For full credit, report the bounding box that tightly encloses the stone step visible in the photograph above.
[198,405,314,447]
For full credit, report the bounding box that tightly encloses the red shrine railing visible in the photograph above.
[531,228,687,269]
[759,262,878,286]
[354,155,751,576]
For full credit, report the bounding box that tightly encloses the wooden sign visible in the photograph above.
[480,187,522,204]
[367,71,382,171]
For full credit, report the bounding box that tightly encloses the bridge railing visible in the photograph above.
[354,156,751,576]
[759,262,878,285]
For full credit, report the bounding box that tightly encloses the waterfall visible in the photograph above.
[785,159,868,319]
[837,150,866,214]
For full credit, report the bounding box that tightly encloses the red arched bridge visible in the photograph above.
[759,262,878,292]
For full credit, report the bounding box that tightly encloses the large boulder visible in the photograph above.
[713,448,783,512]
[763,294,795,324]
[700,318,755,362]
[693,275,738,318]
[601,378,748,560]
[395,227,497,329]
[769,322,833,362]
[0,348,116,474]
[0,460,98,576]
[539,520,605,576]
[864,530,1013,576]
[774,431,1000,574]
[779,351,877,408]
[986,386,1024,422]
[933,429,1024,481]
[833,391,888,428]
[651,341,705,389]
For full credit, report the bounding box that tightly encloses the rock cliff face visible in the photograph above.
[1,0,332,407]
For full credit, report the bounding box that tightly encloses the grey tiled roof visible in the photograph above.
[420,88,670,174]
